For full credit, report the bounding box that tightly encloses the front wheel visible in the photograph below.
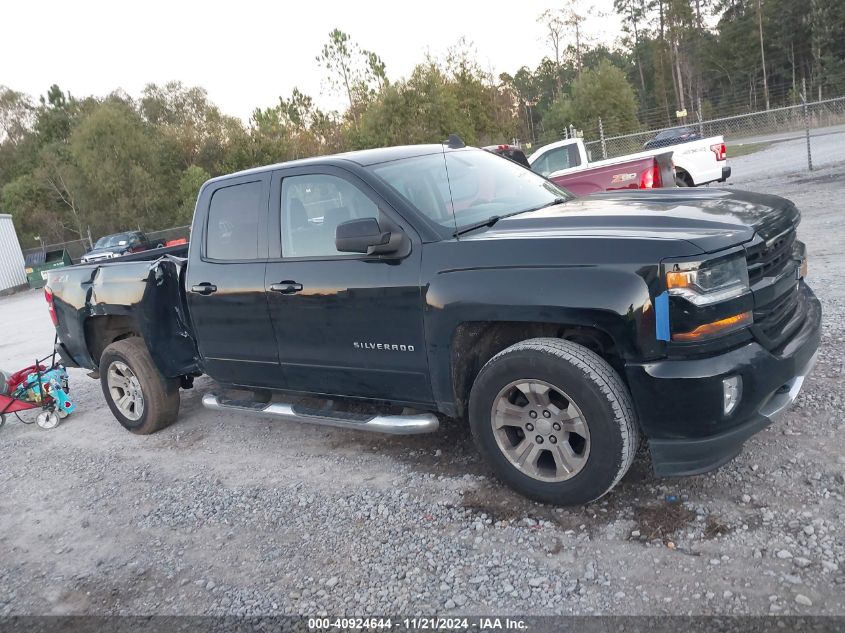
[468,338,639,505]
[100,338,180,434]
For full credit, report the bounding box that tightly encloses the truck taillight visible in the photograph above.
[45,288,58,326]
[640,165,662,189]
[711,142,727,161]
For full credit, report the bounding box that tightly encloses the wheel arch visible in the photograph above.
[84,314,139,369]
[424,264,658,418]
[449,319,623,419]
[674,167,693,186]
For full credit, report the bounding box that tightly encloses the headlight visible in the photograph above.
[665,255,750,306]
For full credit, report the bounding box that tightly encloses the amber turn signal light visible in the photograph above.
[672,311,752,342]
[666,270,693,289]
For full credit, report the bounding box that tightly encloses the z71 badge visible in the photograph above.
[611,172,637,183]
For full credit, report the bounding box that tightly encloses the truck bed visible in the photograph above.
[48,255,199,377]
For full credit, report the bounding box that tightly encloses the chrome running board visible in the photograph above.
[202,393,439,435]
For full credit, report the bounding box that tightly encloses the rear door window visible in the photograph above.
[206,181,263,260]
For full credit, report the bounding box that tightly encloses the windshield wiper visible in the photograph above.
[452,198,569,237]
[453,215,502,237]
[526,197,568,212]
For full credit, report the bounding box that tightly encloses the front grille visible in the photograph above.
[752,283,804,351]
[745,227,796,285]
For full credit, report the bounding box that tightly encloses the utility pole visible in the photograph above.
[598,117,607,160]
[757,0,770,110]
[802,78,813,171]
[525,101,537,145]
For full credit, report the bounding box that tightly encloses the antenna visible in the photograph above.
[443,134,466,149]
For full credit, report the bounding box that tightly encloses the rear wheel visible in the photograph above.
[675,174,690,187]
[100,338,180,434]
[469,338,639,505]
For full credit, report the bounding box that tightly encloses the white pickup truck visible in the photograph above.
[529,135,731,189]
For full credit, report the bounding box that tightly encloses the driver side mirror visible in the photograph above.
[335,218,403,256]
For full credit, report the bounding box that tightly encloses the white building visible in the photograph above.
[0,214,27,294]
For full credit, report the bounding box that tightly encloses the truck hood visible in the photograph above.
[82,246,131,259]
[469,188,799,253]
[81,248,117,259]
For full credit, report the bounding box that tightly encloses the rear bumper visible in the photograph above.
[55,340,80,369]
[719,165,732,182]
[625,283,821,476]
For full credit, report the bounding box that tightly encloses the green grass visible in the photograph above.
[726,141,773,158]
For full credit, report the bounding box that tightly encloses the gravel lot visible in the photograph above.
[728,125,845,181]
[1,160,843,618]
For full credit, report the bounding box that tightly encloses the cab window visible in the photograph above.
[533,144,582,176]
[280,174,380,258]
[206,181,263,260]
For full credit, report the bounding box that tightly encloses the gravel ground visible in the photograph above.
[727,125,845,181]
[1,162,843,618]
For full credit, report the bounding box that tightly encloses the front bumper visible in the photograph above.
[625,283,821,476]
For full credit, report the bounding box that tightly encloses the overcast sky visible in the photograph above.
[3,0,622,121]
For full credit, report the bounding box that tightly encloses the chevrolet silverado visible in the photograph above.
[46,143,820,505]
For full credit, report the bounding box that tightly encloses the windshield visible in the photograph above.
[94,233,133,248]
[656,128,691,140]
[368,148,572,233]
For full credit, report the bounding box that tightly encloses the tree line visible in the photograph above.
[2,0,844,246]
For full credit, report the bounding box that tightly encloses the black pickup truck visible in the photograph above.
[45,144,821,505]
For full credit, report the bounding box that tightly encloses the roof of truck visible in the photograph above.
[208,144,456,185]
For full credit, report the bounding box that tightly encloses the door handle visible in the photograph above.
[190,283,218,295]
[270,280,303,294]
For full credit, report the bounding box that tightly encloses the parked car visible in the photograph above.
[46,142,819,505]
[644,126,702,150]
[529,134,730,189]
[487,142,674,195]
[80,230,158,263]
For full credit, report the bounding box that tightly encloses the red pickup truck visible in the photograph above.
[486,144,674,195]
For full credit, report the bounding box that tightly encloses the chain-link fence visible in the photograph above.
[146,225,191,246]
[580,96,845,164]
[533,94,845,177]
[22,225,191,265]
[22,237,93,265]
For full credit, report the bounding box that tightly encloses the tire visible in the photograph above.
[99,338,180,434]
[675,174,690,187]
[468,337,639,505]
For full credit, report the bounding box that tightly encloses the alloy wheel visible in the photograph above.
[490,379,591,482]
[107,361,145,421]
